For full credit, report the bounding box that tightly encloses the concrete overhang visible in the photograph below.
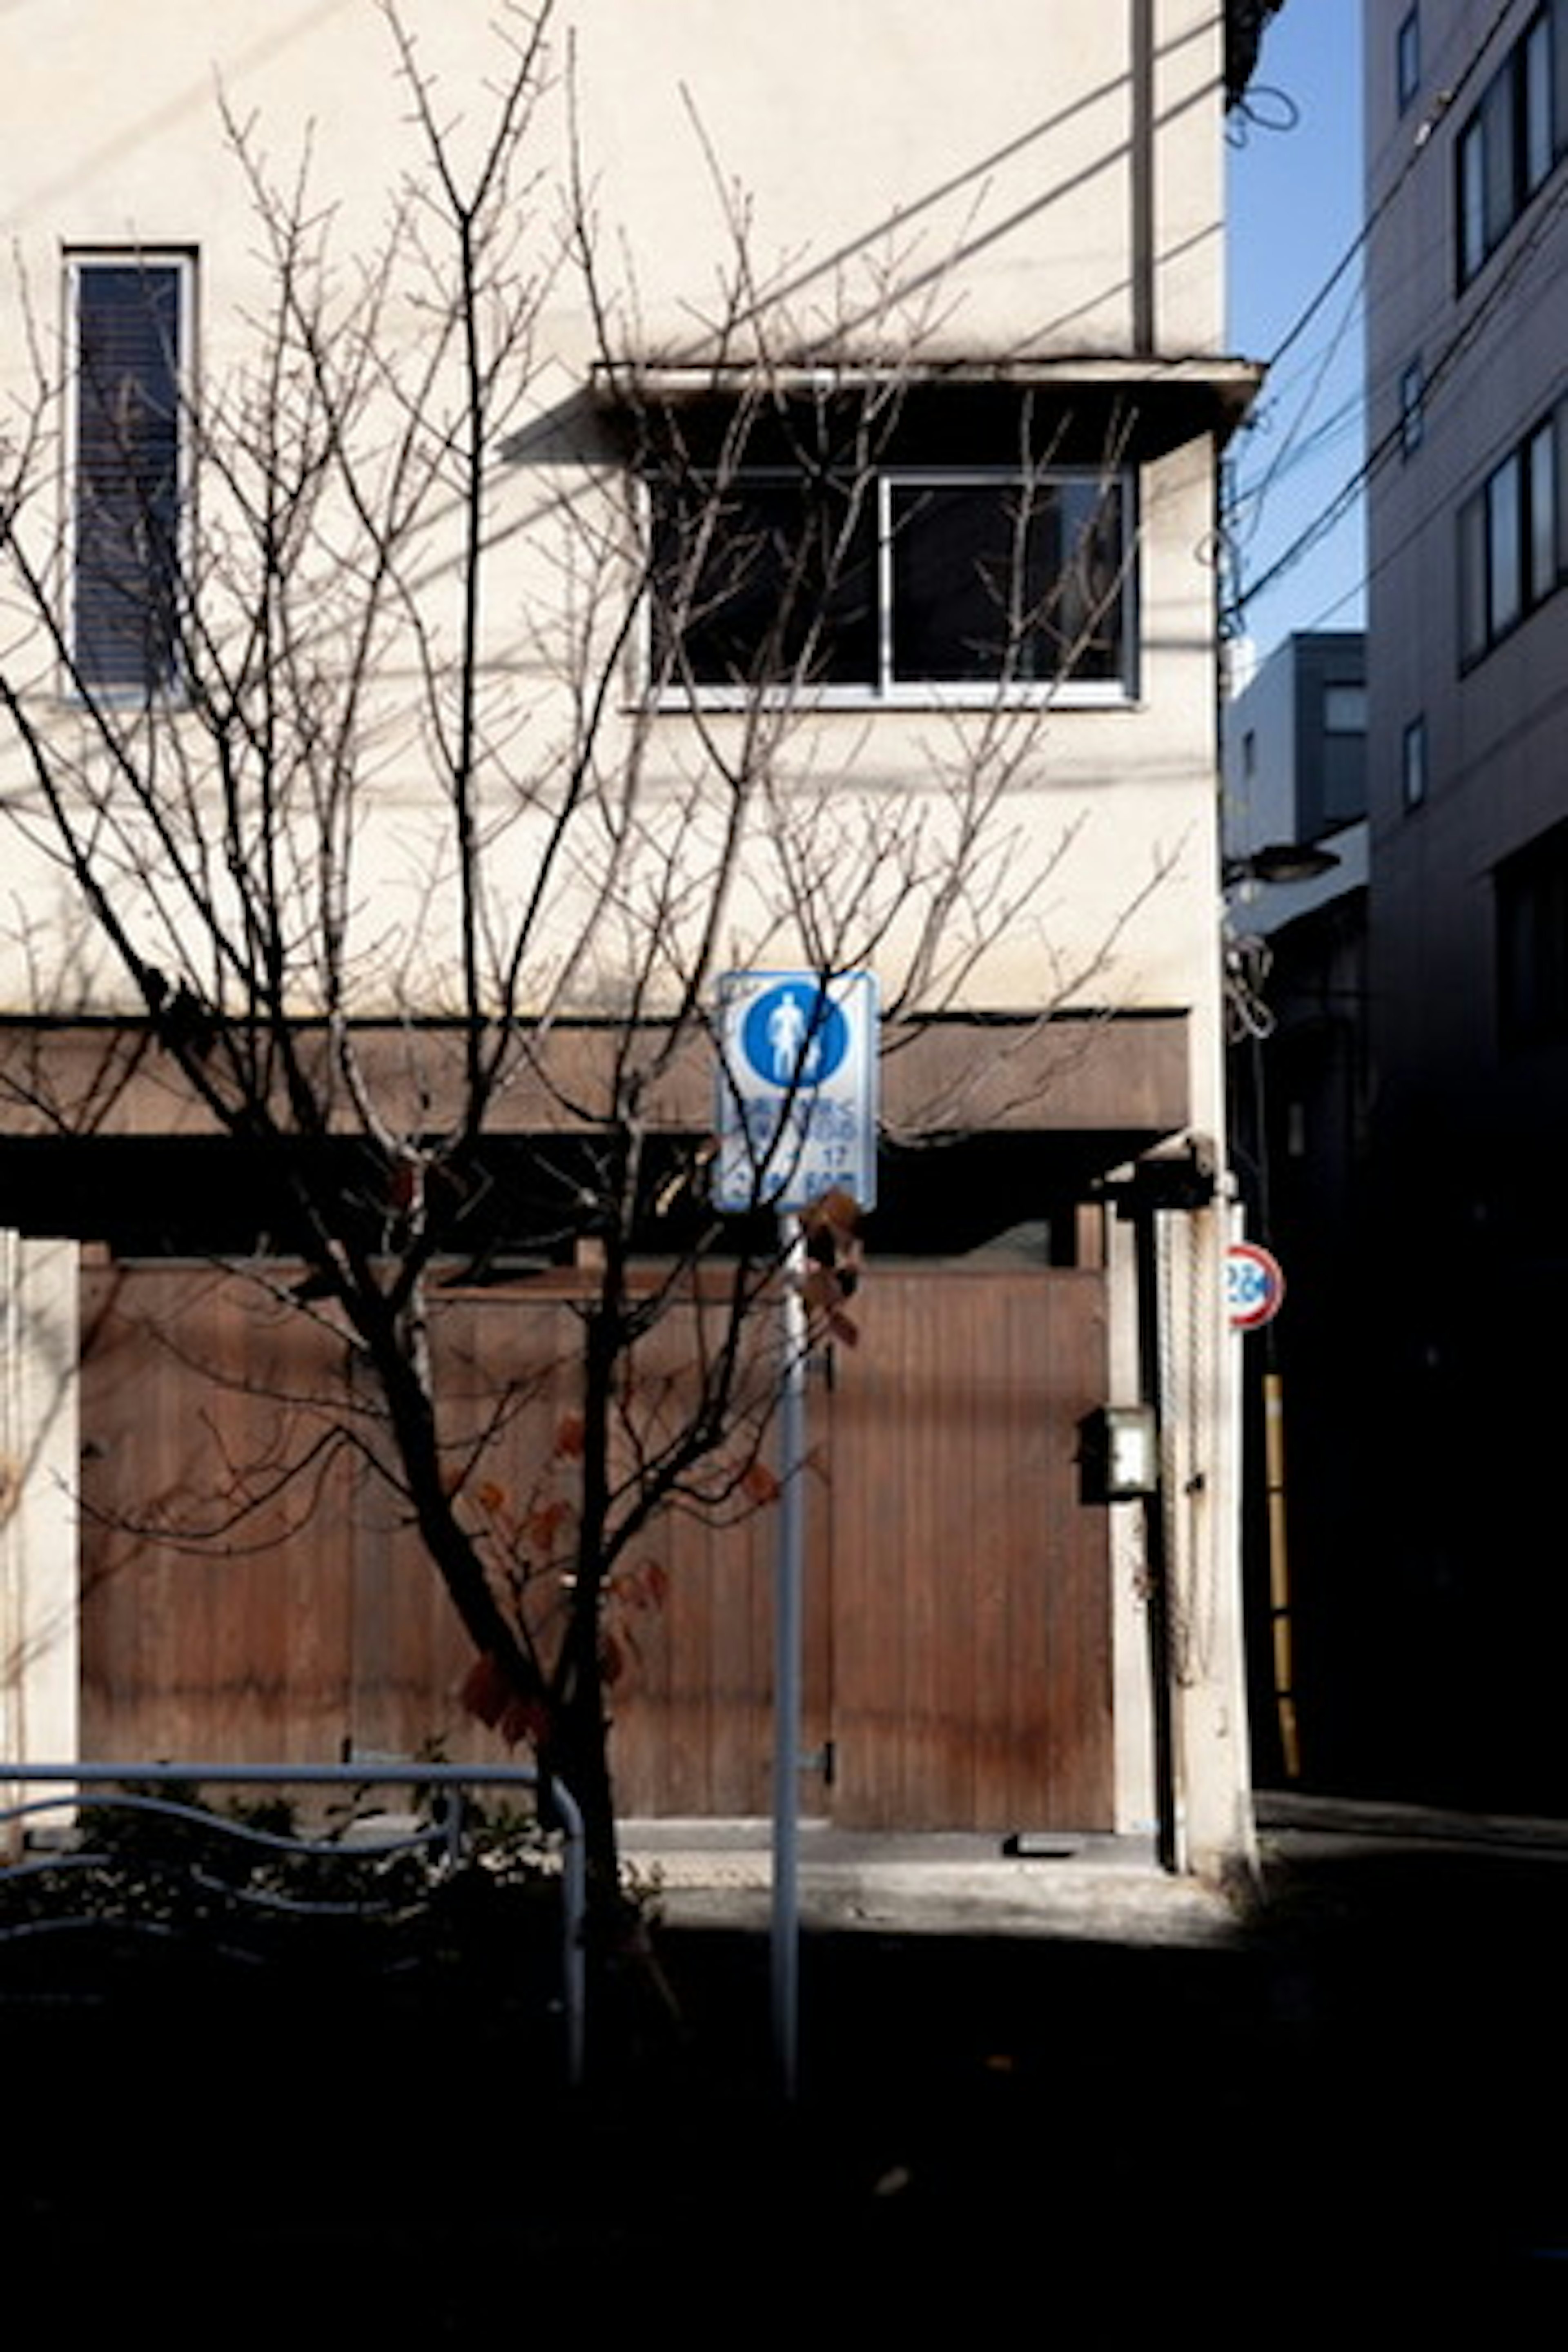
[592,355,1264,452]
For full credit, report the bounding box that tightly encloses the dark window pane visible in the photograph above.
[1488,452,1523,637]
[1401,715,1427,811]
[1498,820,1568,1049]
[1459,120,1486,281]
[1397,8,1421,111]
[1458,489,1488,664]
[1529,418,1557,601]
[889,482,1036,682]
[650,474,877,688]
[1052,478,1127,683]
[1526,13,1554,192]
[889,477,1124,686]
[1481,69,1517,254]
[74,263,183,691]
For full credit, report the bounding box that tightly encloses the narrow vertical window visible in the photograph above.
[1458,488,1488,667]
[1525,9,1555,194]
[1401,714,1428,813]
[1399,356,1425,457]
[1458,117,1487,283]
[1528,414,1557,603]
[69,253,192,693]
[1497,819,1568,1051]
[1487,452,1523,639]
[1480,70,1518,258]
[1396,7,1421,113]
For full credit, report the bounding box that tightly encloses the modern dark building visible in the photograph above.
[1338,0,1568,1807]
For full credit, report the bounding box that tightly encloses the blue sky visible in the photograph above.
[1226,0,1365,659]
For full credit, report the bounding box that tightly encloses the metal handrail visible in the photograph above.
[0,1759,586,2086]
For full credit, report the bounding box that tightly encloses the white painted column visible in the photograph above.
[1158,1200,1256,1882]
[0,1233,80,1841]
[1107,1205,1158,1839]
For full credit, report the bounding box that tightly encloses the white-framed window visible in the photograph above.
[1458,400,1566,666]
[646,465,1136,706]
[67,249,195,695]
[1456,3,1566,289]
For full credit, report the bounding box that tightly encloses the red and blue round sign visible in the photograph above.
[1225,1241,1285,1331]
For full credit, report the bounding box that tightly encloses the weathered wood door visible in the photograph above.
[79,1260,1111,1831]
[824,1266,1111,1831]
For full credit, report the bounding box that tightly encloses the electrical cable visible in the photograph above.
[1232,150,1568,623]
[1265,0,1519,374]
[1225,0,1531,623]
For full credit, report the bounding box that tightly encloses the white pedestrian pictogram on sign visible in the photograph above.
[715,971,877,1212]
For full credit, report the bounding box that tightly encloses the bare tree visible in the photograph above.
[0,3,1160,1912]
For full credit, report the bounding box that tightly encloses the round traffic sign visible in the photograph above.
[739,982,850,1089]
[1225,1241,1285,1330]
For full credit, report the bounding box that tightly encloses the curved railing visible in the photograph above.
[0,1759,586,2086]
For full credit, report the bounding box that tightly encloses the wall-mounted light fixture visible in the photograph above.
[1223,840,1342,890]
[1078,1403,1159,1503]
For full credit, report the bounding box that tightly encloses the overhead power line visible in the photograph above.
[1266,0,1518,374]
[1232,151,1568,622]
[1227,0,1544,624]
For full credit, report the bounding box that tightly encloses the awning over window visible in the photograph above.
[592,355,1263,455]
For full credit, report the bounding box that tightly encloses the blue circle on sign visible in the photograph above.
[741,984,849,1089]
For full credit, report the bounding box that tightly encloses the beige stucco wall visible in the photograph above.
[5,2,1227,359]
[0,1,1231,1138]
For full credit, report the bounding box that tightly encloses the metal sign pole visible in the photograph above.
[772,1208,806,2100]
[713,969,878,2098]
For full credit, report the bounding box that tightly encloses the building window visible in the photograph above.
[1456,3,1565,289]
[1308,666,1368,834]
[1399,356,1425,457]
[1322,682,1366,737]
[1526,7,1557,187]
[1497,818,1568,1050]
[68,252,193,694]
[1397,7,1421,112]
[1401,713,1427,812]
[1528,412,1558,599]
[648,466,1134,704]
[1488,451,1524,638]
[1457,399,1566,665]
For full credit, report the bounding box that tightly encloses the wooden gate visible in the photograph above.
[80,1260,1111,1831]
[826,1267,1111,1830]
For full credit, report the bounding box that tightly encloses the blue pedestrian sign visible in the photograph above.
[715,970,879,1212]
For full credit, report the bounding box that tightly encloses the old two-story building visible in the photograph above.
[0,3,1272,1874]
